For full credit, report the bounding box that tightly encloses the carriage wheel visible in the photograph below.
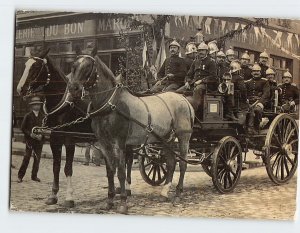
[264,113,298,185]
[138,144,168,186]
[211,136,243,194]
[201,164,212,177]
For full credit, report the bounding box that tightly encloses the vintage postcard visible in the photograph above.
[10,10,299,220]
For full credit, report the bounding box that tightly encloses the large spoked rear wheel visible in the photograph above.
[264,113,298,185]
[138,144,168,186]
[212,136,243,193]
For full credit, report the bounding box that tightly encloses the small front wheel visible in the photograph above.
[211,136,243,193]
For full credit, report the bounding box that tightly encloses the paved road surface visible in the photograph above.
[9,154,297,220]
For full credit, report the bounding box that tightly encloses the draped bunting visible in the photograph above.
[287,33,293,49]
[204,17,212,34]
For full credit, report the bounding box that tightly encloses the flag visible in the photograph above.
[151,37,157,66]
[287,33,293,49]
[204,17,212,34]
[155,36,166,70]
[142,41,149,68]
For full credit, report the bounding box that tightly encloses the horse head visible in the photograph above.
[68,46,116,102]
[17,48,50,97]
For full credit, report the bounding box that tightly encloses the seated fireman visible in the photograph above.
[222,60,248,121]
[150,40,186,92]
[278,70,299,113]
[245,63,270,134]
[179,42,217,111]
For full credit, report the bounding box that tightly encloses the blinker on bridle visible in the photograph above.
[28,56,51,93]
[75,55,99,99]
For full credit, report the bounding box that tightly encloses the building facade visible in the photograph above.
[13,12,300,124]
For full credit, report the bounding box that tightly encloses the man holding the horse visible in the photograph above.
[150,40,187,92]
[18,96,44,183]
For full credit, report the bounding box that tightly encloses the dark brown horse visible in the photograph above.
[67,52,195,214]
[16,48,92,207]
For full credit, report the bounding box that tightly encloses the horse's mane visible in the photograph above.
[46,56,69,84]
[94,56,116,85]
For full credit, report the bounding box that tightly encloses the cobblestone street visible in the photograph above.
[9,154,297,220]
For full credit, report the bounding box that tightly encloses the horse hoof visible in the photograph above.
[115,187,121,194]
[64,200,75,208]
[45,197,58,205]
[105,202,114,210]
[126,190,132,196]
[117,205,128,215]
[159,196,169,202]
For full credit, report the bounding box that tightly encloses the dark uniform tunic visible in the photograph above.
[265,80,278,110]
[18,111,44,180]
[184,56,194,74]
[241,65,252,81]
[258,63,269,78]
[244,77,270,106]
[278,83,299,106]
[186,56,218,91]
[245,77,270,130]
[157,55,187,86]
[216,62,229,81]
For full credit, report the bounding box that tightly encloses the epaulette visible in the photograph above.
[261,78,268,81]
[244,79,251,83]
[292,83,297,87]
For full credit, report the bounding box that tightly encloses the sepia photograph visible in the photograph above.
[9,8,299,221]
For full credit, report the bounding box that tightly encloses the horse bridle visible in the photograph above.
[75,55,99,90]
[27,56,51,94]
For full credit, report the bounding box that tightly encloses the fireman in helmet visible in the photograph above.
[225,47,236,67]
[265,68,278,111]
[184,42,197,72]
[216,49,228,81]
[150,39,187,92]
[208,40,219,62]
[258,49,269,78]
[240,50,252,81]
[181,42,217,111]
[278,70,299,113]
[221,60,248,121]
[245,63,270,134]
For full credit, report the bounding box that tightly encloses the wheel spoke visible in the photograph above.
[281,155,285,180]
[284,121,292,142]
[276,122,283,143]
[286,153,295,167]
[152,166,157,181]
[271,153,281,173]
[227,172,233,187]
[157,166,162,180]
[223,172,228,189]
[144,161,153,168]
[289,139,298,146]
[272,133,282,147]
[283,156,290,177]
[147,165,154,177]
[230,170,238,179]
[275,156,282,178]
[217,167,226,180]
[160,164,167,175]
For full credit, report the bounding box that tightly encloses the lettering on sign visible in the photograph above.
[45,22,86,40]
[97,18,129,32]
[15,27,44,43]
